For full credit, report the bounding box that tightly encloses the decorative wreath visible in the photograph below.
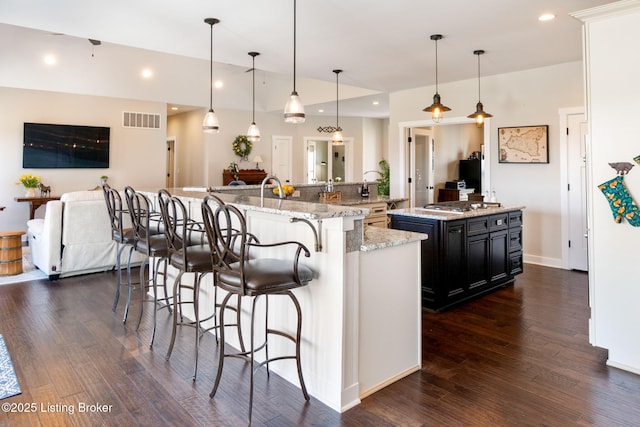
[232,135,253,160]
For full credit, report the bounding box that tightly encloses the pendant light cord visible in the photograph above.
[293,0,297,92]
[252,54,256,122]
[434,37,439,93]
[477,52,481,101]
[335,71,339,128]
[209,22,213,109]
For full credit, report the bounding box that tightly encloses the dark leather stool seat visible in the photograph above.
[202,195,312,424]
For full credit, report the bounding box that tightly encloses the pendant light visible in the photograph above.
[284,0,305,123]
[467,49,493,127]
[422,34,450,123]
[247,51,261,142]
[332,69,343,145]
[202,18,220,133]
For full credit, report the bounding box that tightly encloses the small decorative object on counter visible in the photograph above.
[273,184,295,197]
[326,178,334,193]
[489,190,497,203]
[361,180,370,197]
[100,175,108,186]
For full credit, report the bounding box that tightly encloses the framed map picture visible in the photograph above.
[498,125,549,163]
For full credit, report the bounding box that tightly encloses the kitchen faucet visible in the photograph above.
[260,175,284,207]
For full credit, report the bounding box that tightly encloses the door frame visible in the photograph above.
[398,116,492,205]
[410,128,434,207]
[558,106,587,270]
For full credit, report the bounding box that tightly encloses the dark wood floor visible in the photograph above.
[1,264,640,426]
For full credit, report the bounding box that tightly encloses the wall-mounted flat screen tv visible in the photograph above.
[23,122,110,168]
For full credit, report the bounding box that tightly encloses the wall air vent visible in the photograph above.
[122,112,161,129]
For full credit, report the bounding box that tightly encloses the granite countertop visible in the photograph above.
[361,225,427,252]
[337,195,407,206]
[388,205,526,221]
[159,188,369,220]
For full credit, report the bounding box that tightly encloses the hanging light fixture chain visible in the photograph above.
[252,54,256,122]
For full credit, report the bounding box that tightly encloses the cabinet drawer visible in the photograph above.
[467,216,489,236]
[509,227,522,252]
[489,214,509,231]
[365,218,388,228]
[509,251,523,275]
[509,210,523,228]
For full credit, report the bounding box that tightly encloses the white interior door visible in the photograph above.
[272,135,292,182]
[568,113,588,271]
[165,137,175,188]
[409,128,433,207]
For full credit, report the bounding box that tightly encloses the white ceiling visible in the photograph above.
[0,0,612,117]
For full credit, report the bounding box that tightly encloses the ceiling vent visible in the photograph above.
[122,111,161,129]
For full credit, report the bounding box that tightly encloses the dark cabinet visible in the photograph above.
[390,209,523,311]
[222,169,267,185]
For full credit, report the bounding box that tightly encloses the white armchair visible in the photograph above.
[27,190,144,279]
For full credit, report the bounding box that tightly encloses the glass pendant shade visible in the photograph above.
[203,18,220,133]
[332,130,343,145]
[468,50,492,127]
[247,122,260,142]
[284,91,305,123]
[202,108,219,133]
[284,0,305,123]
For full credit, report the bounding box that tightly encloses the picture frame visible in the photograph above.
[498,125,549,164]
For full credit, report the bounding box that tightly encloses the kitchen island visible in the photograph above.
[389,202,524,311]
[142,188,425,412]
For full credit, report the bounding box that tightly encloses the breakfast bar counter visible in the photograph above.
[143,188,426,412]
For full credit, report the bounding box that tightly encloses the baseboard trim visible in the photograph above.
[523,254,563,269]
[606,360,640,376]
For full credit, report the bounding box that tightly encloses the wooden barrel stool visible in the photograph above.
[0,231,26,276]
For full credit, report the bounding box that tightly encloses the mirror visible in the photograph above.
[305,137,351,184]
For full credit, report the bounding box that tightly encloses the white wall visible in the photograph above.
[0,87,166,232]
[168,108,383,187]
[388,61,585,267]
[576,0,640,374]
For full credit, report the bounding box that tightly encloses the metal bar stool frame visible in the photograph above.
[124,186,172,348]
[203,199,312,424]
[103,184,137,321]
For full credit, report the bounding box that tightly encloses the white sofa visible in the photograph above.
[26,190,145,279]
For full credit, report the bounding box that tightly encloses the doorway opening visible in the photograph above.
[166,137,176,188]
[399,117,492,208]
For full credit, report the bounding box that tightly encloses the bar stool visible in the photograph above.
[102,184,136,320]
[202,197,313,424]
[158,189,216,380]
[124,186,171,348]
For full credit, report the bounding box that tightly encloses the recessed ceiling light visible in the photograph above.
[538,13,555,21]
[318,109,324,113]
[142,68,153,78]
[43,55,56,65]
[214,80,223,89]
[171,107,179,111]
[372,101,380,105]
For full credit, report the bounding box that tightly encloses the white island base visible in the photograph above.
[146,189,425,413]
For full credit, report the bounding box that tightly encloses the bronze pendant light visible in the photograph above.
[202,18,220,133]
[468,49,493,126]
[422,34,450,123]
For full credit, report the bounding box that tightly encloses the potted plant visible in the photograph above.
[100,175,108,186]
[365,160,390,196]
[16,173,42,197]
